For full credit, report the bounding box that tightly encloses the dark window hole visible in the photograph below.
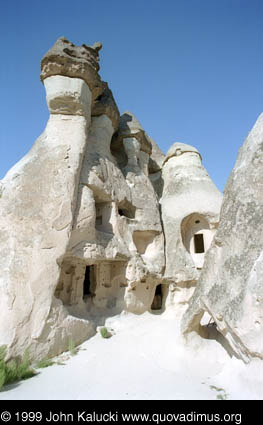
[194,234,205,254]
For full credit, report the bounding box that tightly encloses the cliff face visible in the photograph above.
[182,114,263,362]
[0,38,101,360]
[0,38,223,361]
[0,38,165,360]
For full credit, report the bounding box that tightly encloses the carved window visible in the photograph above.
[194,234,205,254]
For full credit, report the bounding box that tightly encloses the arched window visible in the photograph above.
[181,213,213,269]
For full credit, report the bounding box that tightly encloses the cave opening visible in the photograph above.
[83,266,92,298]
[151,284,163,310]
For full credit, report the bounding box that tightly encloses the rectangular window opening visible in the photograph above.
[194,234,205,254]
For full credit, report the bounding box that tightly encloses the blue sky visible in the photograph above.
[1,0,263,192]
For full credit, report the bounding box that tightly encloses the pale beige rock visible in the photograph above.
[0,38,226,362]
[0,75,94,360]
[182,114,263,362]
[44,76,92,116]
[147,135,165,198]
[66,109,165,317]
[91,86,120,131]
[160,142,222,314]
[0,38,124,360]
[147,134,165,173]
[0,40,166,359]
[118,112,152,155]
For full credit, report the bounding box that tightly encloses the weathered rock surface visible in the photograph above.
[0,39,165,360]
[0,75,94,360]
[0,37,225,361]
[148,134,165,173]
[147,134,165,199]
[160,142,222,313]
[65,109,165,317]
[91,86,120,130]
[41,37,106,101]
[182,114,263,361]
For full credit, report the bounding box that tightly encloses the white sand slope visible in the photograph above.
[1,312,263,400]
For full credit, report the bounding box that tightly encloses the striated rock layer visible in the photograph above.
[182,114,263,362]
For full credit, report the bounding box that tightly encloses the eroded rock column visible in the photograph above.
[160,142,222,315]
[0,37,105,360]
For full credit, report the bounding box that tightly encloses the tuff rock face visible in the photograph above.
[0,37,223,361]
[0,38,165,360]
[160,143,222,314]
[182,114,263,362]
[0,74,95,360]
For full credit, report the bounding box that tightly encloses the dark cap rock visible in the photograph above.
[40,37,106,100]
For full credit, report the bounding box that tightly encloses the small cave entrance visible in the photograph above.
[117,200,136,219]
[83,266,91,298]
[151,284,163,311]
[83,265,96,300]
[55,262,98,307]
[118,208,129,217]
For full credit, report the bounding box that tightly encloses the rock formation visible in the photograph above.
[182,114,263,362]
[160,143,222,313]
[0,37,222,361]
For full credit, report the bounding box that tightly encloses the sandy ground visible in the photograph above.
[1,311,263,400]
